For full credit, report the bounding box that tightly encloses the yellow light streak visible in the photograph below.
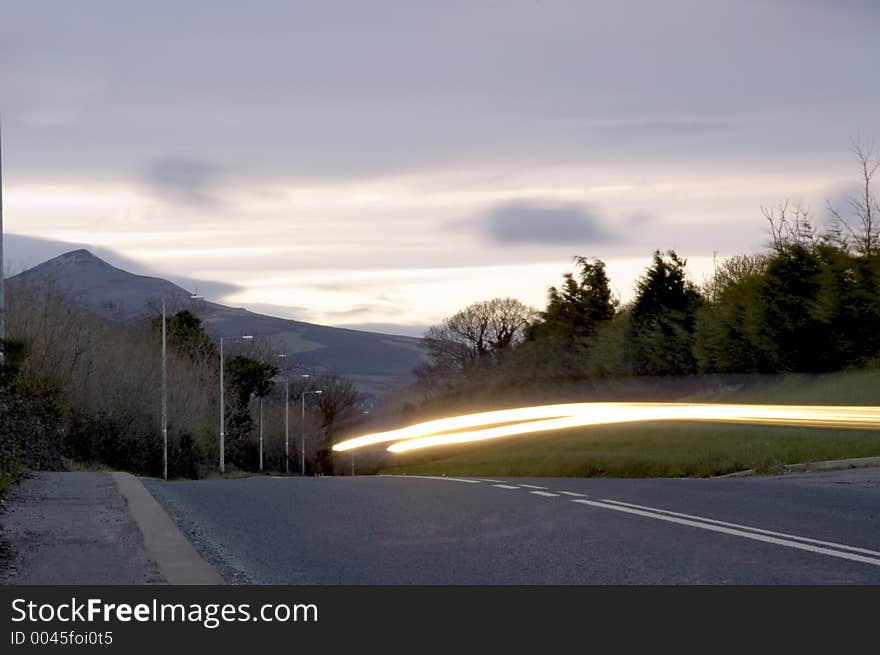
[331,403,880,454]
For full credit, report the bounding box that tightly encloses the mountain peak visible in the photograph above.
[56,249,105,263]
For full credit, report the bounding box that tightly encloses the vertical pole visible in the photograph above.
[259,396,263,472]
[301,393,306,476]
[219,337,225,474]
[162,300,168,480]
[284,378,289,474]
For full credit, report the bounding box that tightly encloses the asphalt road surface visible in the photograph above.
[143,469,880,584]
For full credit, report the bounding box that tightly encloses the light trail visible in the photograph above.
[332,403,880,454]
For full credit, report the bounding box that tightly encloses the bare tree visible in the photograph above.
[315,374,361,443]
[313,373,361,474]
[763,199,816,251]
[827,141,880,256]
[417,298,537,392]
[430,298,536,362]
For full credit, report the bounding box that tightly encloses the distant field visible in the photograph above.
[377,369,880,478]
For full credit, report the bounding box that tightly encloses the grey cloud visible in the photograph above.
[141,157,225,207]
[322,304,389,319]
[595,119,736,137]
[483,202,617,246]
[234,302,312,321]
[3,2,879,184]
[627,212,655,227]
[335,323,429,338]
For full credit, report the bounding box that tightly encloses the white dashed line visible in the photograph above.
[493,484,520,490]
[530,491,560,497]
[397,475,482,484]
[518,484,548,490]
[570,499,880,567]
[558,491,587,497]
[477,479,507,483]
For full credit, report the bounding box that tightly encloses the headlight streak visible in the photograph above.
[331,403,880,454]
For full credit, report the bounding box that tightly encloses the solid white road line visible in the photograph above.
[571,499,880,567]
[518,484,548,489]
[477,479,507,483]
[531,491,560,497]
[493,484,521,490]
[558,491,587,497]
[599,498,880,557]
[399,475,482,484]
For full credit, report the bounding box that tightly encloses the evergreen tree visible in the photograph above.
[530,256,617,342]
[629,250,702,375]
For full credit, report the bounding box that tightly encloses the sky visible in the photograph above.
[2,0,878,336]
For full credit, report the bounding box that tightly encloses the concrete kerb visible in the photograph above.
[111,472,224,585]
[714,455,880,478]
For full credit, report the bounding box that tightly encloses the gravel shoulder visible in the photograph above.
[0,471,163,584]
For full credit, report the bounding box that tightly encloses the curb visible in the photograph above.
[779,455,880,474]
[111,472,225,585]
[714,455,880,478]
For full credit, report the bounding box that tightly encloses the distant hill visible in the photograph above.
[8,250,427,395]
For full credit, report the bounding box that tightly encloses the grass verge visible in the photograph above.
[381,422,880,478]
[378,370,880,478]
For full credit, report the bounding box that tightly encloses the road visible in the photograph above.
[143,469,880,584]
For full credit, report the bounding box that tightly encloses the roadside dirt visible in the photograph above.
[0,471,163,584]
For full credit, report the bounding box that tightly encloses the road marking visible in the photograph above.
[531,491,560,497]
[397,475,482,484]
[477,479,507,483]
[518,484,548,490]
[493,484,520,490]
[598,499,880,558]
[558,491,587,497]
[571,499,880,567]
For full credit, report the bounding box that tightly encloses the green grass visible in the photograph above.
[697,369,880,405]
[379,369,880,478]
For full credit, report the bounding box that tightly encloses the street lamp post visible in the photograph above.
[276,355,310,476]
[219,334,253,474]
[161,300,167,480]
[301,389,322,475]
[258,395,264,473]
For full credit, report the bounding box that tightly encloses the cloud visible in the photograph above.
[595,119,736,138]
[334,322,429,338]
[322,304,390,319]
[482,202,617,246]
[141,157,225,207]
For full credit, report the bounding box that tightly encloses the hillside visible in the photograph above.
[8,250,427,395]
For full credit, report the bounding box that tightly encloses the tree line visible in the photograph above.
[415,144,880,401]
